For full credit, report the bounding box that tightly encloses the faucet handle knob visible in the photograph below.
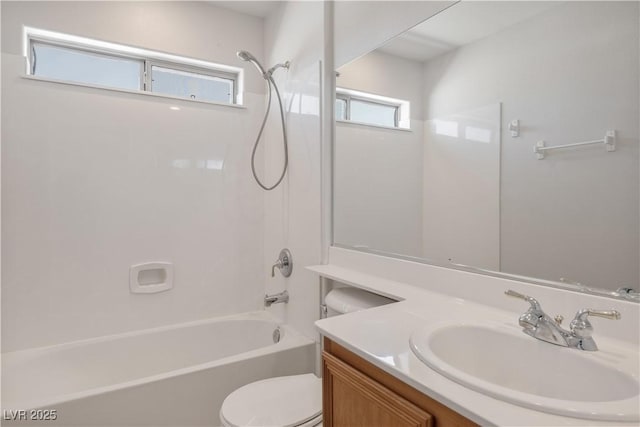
[573,308,621,322]
[570,309,621,338]
[271,260,282,277]
[504,289,542,311]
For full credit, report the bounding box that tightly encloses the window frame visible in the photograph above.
[336,87,410,130]
[24,27,244,106]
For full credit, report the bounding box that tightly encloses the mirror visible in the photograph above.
[334,1,639,300]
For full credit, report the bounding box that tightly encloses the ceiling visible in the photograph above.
[377,1,562,62]
[209,1,561,63]
[211,1,281,18]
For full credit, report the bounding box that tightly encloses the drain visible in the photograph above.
[272,327,281,343]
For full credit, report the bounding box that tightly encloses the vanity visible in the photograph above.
[319,1,640,425]
[311,247,640,426]
[322,337,476,427]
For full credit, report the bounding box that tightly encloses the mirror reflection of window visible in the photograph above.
[335,98,347,121]
[350,99,397,128]
[335,89,407,129]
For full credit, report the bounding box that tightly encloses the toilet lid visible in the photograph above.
[220,374,322,427]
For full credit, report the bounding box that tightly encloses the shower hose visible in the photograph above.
[250,74,288,191]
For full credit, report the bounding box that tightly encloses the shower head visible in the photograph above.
[237,50,267,78]
[236,50,256,62]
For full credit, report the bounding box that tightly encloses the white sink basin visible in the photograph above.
[410,322,640,421]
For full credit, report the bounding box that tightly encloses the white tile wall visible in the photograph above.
[1,1,268,351]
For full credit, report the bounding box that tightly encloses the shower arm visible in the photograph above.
[267,61,291,77]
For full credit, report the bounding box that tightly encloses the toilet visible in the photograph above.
[219,287,394,427]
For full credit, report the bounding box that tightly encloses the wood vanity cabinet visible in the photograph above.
[322,338,477,427]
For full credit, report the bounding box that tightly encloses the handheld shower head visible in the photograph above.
[236,50,256,62]
[236,50,267,77]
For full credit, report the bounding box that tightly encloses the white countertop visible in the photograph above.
[310,261,640,427]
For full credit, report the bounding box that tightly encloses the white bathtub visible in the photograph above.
[1,311,316,426]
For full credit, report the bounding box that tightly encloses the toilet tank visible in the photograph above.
[325,287,394,317]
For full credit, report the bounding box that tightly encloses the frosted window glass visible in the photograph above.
[151,66,233,103]
[335,98,347,120]
[32,43,142,90]
[350,99,396,127]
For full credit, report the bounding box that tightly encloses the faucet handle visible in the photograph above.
[577,309,621,321]
[504,289,542,311]
[570,309,621,338]
[271,260,283,277]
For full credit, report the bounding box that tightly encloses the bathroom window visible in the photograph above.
[25,27,243,105]
[149,64,235,104]
[31,42,143,90]
[336,88,410,129]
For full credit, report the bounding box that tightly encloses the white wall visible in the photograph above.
[422,104,500,270]
[422,1,639,290]
[262,1,326,341]
[1,1,268,351]
[334,51,424,257]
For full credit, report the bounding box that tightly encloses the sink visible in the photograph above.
[410,322,640,421]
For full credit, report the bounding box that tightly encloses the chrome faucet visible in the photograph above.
[505,289,621,351]
[265,290,289,307]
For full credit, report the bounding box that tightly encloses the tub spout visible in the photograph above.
[265,290,289,307]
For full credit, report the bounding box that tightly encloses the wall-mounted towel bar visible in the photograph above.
[534,130,616,160]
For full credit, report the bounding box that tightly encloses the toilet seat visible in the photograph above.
[220,374,322,427]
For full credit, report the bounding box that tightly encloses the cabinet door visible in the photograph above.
[323,352,433,427]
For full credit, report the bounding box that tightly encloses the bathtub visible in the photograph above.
[1,311,316,426]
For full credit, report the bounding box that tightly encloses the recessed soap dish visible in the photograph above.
[129,262,173,294]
